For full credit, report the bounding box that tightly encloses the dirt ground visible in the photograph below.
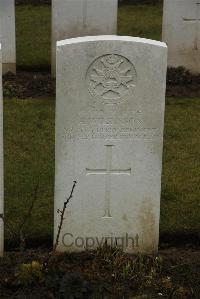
[3,68,200,99]
[0,246,199,298]
[3,71,55,99]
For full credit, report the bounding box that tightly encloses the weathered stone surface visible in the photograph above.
[51,0,118,75]
[162,0,200,73]
[0,0,16,74]
[0,44,4,256]
[54,36,167,254]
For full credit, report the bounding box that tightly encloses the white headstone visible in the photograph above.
[51,0,118,75]
[162,0,200,73]
[54,36,167,254]
[0,0,16,74]
[0,44,3,256]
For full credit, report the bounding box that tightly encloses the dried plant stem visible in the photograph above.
[53,180,77,253]
[19,183,39,251]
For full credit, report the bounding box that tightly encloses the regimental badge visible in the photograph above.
[87,54,137,105]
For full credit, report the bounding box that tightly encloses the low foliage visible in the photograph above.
[59,272,90,299]
[0,247,199,298]
[16,261,43,286]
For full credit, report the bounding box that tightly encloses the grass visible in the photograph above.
[16,5,51,69]
[16,4,163,68]
[118,4,163,40]
[3,97,200,246]
[4,98,55,244]
[161,98,200,235]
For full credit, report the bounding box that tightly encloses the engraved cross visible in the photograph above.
[86,145,131,218]
[182,2,200,50]
[82,0,88,28]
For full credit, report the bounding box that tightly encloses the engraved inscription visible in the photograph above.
[65,126,158,140]
[64,116,159,140]
[182,2,200,50]
[86,54,137,105]
[86,145,131,218]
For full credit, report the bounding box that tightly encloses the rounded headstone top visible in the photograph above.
[57,35,167,49]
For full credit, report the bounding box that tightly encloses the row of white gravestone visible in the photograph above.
[0,0,16,74]
[0,0,118,75]
[0,35,167,255]
[162,0,200,73]
[0,0,200,74]
[51,0,118,75]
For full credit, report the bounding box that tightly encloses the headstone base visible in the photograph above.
[3,63,16,75]
[167,52,200,74]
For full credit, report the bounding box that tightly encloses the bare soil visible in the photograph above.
[166,67,200,98]
[3,71,55,99]
[0,246,199,298]
[3,68,200,99]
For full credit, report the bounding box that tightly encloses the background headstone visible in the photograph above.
[54,36,167,254]
[0,44,3,256]
[51,0,118,75]
[162,0,200,73]
[0,0,16,74]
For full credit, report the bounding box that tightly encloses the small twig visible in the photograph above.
[53,180,77,253]
[18,182,39,251]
